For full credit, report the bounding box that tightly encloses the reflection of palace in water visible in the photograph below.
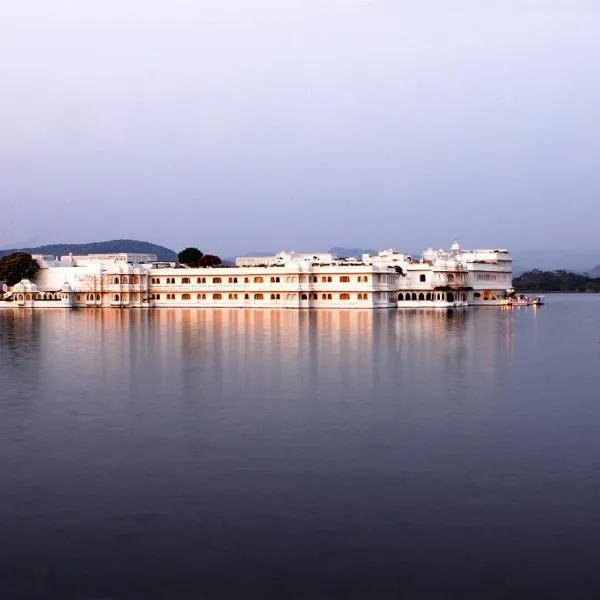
[0,307,517,423]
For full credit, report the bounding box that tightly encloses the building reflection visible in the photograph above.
[0,307,516,420]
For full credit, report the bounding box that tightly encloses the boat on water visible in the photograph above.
[507,294,544,307]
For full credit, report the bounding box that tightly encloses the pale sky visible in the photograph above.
[1,1,599,256]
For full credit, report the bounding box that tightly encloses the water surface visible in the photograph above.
[1,296,600,599]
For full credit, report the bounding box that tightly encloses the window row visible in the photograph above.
[149,293,286,301]
[300,293,370,301]
[112,276,140,284]
[149,275,371,285]
[398,292,467,302]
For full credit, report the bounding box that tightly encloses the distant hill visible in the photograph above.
[513,269,600,292]
[511,250,600,275]
[0,239,177,262]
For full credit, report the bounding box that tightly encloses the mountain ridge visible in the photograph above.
[0,239,177,262]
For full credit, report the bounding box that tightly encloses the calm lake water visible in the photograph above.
[1,295,600,599]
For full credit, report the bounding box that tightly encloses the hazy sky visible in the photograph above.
[1,1,599,255]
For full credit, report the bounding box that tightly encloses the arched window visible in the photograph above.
[420,274,426,282]
[426,293,432,301]
[114,294,120,301]
[114,277,119,284]
[447,274,454,282]
[228,293,237,300]
[327,294,332,300]
[254,277,263,283]
[182,293,190,300]
[340,276,350,283]
[447,292,455,302]
[270,294,276,300]
[312,276,317,282]
[276,294,280,300]
[213,293,222,300]
[363,276,368,283]
[312,293,318,300]
[322,293,327,300]
[244,277,249,283]
[398,293,404,301]
[244,293,249,300]
[412,293,417,301]
[301,294,308,300]
[437,293,441,300]
[254,293,264,300]
[321,276,327,283]
[340,293,350,300]
[418,293,425,301]
[182,277,190,284]
[327,276,332,283]
[213,277,222,284]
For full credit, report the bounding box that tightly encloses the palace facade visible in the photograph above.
[0,244,513,310]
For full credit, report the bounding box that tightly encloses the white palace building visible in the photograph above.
[0,243,513,310]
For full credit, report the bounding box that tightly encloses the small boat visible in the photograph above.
[508,294,544,307]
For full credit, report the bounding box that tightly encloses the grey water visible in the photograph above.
[1,295,600,600]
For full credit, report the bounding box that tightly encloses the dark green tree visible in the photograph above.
[177,247,204,267]
[198,254,222,267]
[0,252,40,286]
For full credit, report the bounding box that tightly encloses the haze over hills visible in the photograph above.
[0,240,177,262]
[588,265,600,278]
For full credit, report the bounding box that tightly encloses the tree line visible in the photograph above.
[513,269,600,292]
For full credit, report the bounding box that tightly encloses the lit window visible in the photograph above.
[182,293,190,300]
[340,293,350,300]
[213,277,222,284]
[340,276,350,283]
[254,293,264,300]
[213,293,222,300]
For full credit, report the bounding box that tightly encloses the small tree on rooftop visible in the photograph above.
[178,247,204,267]
[198,254,222,267]
[0,252,40,286]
